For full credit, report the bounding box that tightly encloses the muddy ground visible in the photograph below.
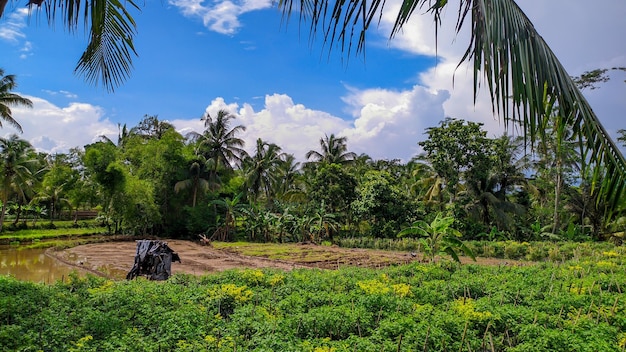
[48,240,523,280]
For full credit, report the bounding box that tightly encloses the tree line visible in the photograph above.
[0,109,624,243]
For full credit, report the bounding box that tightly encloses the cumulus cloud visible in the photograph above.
[7,0,624,163]
[171,87,449,162]
[168,0,274,35]
[373,0,626,140]
[187,0,624,162]
[4,96,118,154]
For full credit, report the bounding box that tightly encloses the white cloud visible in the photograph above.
[168,0,273,35]
[5,96,118,154]
[0,8,28,42]
[340,85,449,159]
[171,87,449,162]
[42,89,79,99]
[374,0,626,141]
[18,41,32,59]
[6,0,624,163]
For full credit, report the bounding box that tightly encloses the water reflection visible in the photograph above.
[0,247,76,283]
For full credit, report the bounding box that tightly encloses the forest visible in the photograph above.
[1,109,624,247]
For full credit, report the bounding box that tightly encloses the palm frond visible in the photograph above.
[42,0,138,91]
[279,0,625,216]
[464,0,625,215]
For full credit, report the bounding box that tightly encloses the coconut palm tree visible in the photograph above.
[31,183,72,224]
[273,153,303,201]
[242,138,285,202]
[211,192,245,241]
[279,0,626,217]
[306,134,357,165]
[174,157,211,208]
[410,159,446,211]
[0,69,32,132]
[0,135,38,231]
[189,109,247,179]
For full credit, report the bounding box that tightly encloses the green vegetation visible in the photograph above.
[2,248,625,351]
[0,220,108,245]
[0,227,107,242]
[337,238,621,263]
[0,112,622,253]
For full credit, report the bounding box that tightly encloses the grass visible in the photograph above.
[213,242,306,260]
[0,226,109,245]
[212,241,411,267]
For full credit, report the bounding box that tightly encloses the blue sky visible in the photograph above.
[1,0,625,161]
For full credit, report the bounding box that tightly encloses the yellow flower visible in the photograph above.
[596,260,617,269]
[451,298,493,321]
[87,280,114,295]
[391,283,411,297]
[208,283,253,303]
[357,279,390,295]
[618,333,626,349]
[269,274,285,286]
[313,347,336,352]
[240,269,265,284]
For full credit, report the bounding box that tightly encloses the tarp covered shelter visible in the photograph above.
[126,240,181,280]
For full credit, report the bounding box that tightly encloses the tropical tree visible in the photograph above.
[306,134,357,165]
[82,141,126,232]
[242,138,284,203]
[211,192,245,241]
[0,68,32,132]
[307,201,340,243]
[0,135,38,231]
[130,114,175,140]
[31,183,71,223]
[533,89,581,234]
[419,118,493,203]
[273,153,302,201]
[279,0,626,217]
[190,110,247,179]
[398,212,475,263]
[409,158,446,211]
[174,157,210,208]
[99,123,133,149]
[352,170,412,238]
[308,163,357,220]
[124,126,187,227]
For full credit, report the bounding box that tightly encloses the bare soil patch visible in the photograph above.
[49,240,527,280]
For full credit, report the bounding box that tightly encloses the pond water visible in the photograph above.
[0,246,76,283]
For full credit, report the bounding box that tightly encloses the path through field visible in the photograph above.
[49,240,524,280]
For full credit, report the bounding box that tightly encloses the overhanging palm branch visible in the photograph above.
[14,0,139,92]
[0,68,33,132]
[279,0,626,216]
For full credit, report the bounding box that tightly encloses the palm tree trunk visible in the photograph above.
[192,178,198,208]
[552,163,562,234]
[0,188,9,232]
[12,205,21,226]
[0,202,6,232]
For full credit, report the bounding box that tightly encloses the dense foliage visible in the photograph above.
[2,248,625,351]
[0,112,624,245]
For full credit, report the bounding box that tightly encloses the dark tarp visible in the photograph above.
[126,240,181,280]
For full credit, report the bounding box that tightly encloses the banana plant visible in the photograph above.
[398,212,475,263]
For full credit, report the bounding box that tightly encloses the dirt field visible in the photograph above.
[48,239,522,280]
